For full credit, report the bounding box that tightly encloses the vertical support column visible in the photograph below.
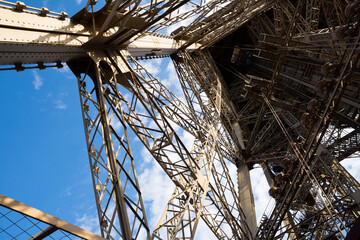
[72,55,140,240]
[93,64,133,240]
[237,163,257,237]
[232,122,257,237]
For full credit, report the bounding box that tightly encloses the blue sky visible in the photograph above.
[0,0,99,232]
[0,1,359,239]
[0,65,95,218]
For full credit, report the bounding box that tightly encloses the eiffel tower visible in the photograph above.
[0,0,360,239]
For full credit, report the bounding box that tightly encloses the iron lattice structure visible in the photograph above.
[0,0,360,239]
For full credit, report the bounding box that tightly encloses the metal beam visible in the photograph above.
[0,194,106,240]
[28,226,58,240]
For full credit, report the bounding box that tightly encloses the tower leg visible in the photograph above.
[69,54,150,240]
[237,163,257,237]
[232,122,257,237]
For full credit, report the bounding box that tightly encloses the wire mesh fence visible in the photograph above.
[0,205,85,240]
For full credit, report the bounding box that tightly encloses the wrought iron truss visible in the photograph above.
[0,0,359,239]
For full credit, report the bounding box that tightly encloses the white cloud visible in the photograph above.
[181,129,195,150]
[32,71,43,90]
[341,158,360,182]
[54,99,66,109]
[56,64,70,73]
[195,219,216,239]
[165,5,194,35]
[140,59,162,76]
[52,91,69,110]
[110,116,122,132]
[250,165,273,223]
[75,212,100,235]
[77,0,82,4]
[166,61,178,81]
[138,159,175,227]
[140,147,153,165]
[53,64,75,79]
[63,186,72,197]
[160,61,184,96]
